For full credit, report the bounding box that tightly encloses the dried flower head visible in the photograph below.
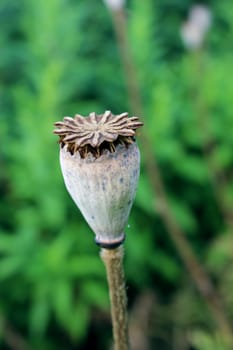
[103,0,125,11]
[181,4,212,50]
[54,111,143,158]
[54,111,143,248]
[189,5,212,33]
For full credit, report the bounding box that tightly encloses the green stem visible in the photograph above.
[101,246,129,350]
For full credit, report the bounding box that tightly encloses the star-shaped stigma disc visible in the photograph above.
[54,111,143,158]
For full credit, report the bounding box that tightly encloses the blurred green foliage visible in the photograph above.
[1,0,233,349]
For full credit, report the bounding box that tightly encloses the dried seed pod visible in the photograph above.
[54,111,143,248]
[181,5,212,50]
[103,0,125,11]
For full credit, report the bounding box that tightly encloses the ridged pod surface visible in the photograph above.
[54,111,143,248]
[60,143,140,247]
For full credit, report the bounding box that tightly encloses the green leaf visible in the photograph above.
[81,281,108,309]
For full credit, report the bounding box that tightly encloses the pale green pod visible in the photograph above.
[60,143,140,248]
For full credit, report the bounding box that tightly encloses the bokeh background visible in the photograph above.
[1,0,233,349]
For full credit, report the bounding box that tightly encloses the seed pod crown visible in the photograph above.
[54,110,143,158]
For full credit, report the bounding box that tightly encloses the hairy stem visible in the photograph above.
[109,8,233,344]
[101,246,129,350]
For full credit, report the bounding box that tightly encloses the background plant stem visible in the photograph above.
[109,8,233,345]
[190,49,233,230]
[101,246,129,350]
[0,314,31,350]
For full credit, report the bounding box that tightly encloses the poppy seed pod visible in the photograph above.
[54,111,143,248]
